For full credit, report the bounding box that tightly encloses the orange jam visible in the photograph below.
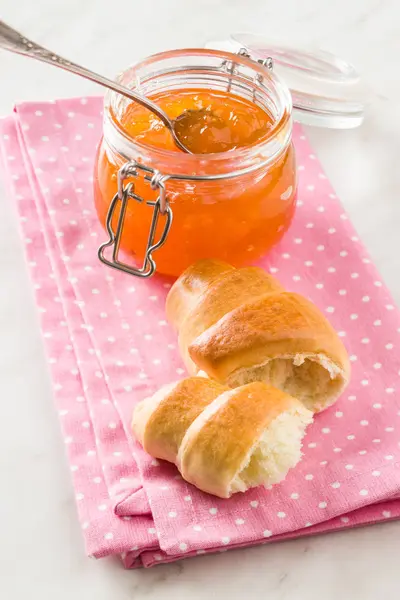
[94,89,297,276]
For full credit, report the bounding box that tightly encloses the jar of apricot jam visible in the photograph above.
[94,41,364,278]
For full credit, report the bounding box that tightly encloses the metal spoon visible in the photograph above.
[0,20,193,154]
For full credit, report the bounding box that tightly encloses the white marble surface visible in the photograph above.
[1,1,400,598]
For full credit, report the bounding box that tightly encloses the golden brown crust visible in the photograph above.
[136,377,228,463]
[189,292,350,383]
[179,382,301,497]
[178,267,284,373]
[166,259,234,331]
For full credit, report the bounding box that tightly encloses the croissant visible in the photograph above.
[132,377,312,498]
[166,260,350,413]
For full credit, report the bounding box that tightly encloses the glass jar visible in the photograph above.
[94,48,297,278]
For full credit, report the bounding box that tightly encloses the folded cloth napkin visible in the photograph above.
[1,97,400,569]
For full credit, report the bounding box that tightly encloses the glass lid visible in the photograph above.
[206,34,368,129]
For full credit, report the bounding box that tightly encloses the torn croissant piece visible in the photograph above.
[132,377,313,499]
[167,260,350,413]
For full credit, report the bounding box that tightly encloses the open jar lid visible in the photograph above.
[206,34,368,129]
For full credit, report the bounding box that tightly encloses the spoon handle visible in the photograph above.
[0,20,171,128]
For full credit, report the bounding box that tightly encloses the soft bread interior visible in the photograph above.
[230,404,313,494]
[226,353,345,413]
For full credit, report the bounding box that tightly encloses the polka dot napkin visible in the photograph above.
[1,97,400,569]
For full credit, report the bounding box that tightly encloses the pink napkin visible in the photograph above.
[1,97,400,569]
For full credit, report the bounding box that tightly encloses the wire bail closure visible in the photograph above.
[98,161,173,278]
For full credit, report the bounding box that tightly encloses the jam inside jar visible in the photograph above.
[94,49,296,277]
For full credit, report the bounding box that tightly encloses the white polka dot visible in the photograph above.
[386,343,394,350]
[331,482,340,489]
[350,314,358,320]
[347,435,355,440]
[305,474,313,480]
[108,422,117,429]
[351,273,359,279]
[350,356,357,362]
[348,395,356,401]
[326,307,335,313]
[335,411,343,418]
[250,501,258,508]
[168,511,177,518]
[320,460,328,466]
[322,428,330,434]
[282,253,290,259]
[318,502,327,509]
[359,450,367,455]
[277,512,286,518]
[341,517,349,524]
[386,388,395,394]
[306,223,314,228]
[179,542,188,551]
[209,507,218,515]
[382,511,391,518]
[35,110,43,116]
[385,427,394,432]
[345,464,354,470]
[64,436,73,444]
[385,455,394,460]
[93,477,102,484]
[327,267,336,273]
[372,439,381,444]
[70,465,78,472]
[339,289,347,296]
[82,421,90,429]
[338,331,346,337]
[316,283,324,289]
[305,261,313,267]
[235,519,245,525]
[317,245,325,251]
[184,495,192,502]
[263,529,272,537]
[360,420,369,426]
[76,493,84,501]
[290,493,299,499]
[293,275,301,281]
[362,296,370,303]
[361,379,369,386]
[373,403,382,409]
[98,504,107,511]
[82,521,89,530]
[340,251,348,257]
[374,319,382,326]
[308,442,317,448]
[151,459,159,466]
[361,338,370,344]
[328,228,336,234]
[359,489,368,496]
[113,451,122,457]
[372,471,381,476]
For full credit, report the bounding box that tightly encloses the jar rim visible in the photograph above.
[103,47,293,174]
